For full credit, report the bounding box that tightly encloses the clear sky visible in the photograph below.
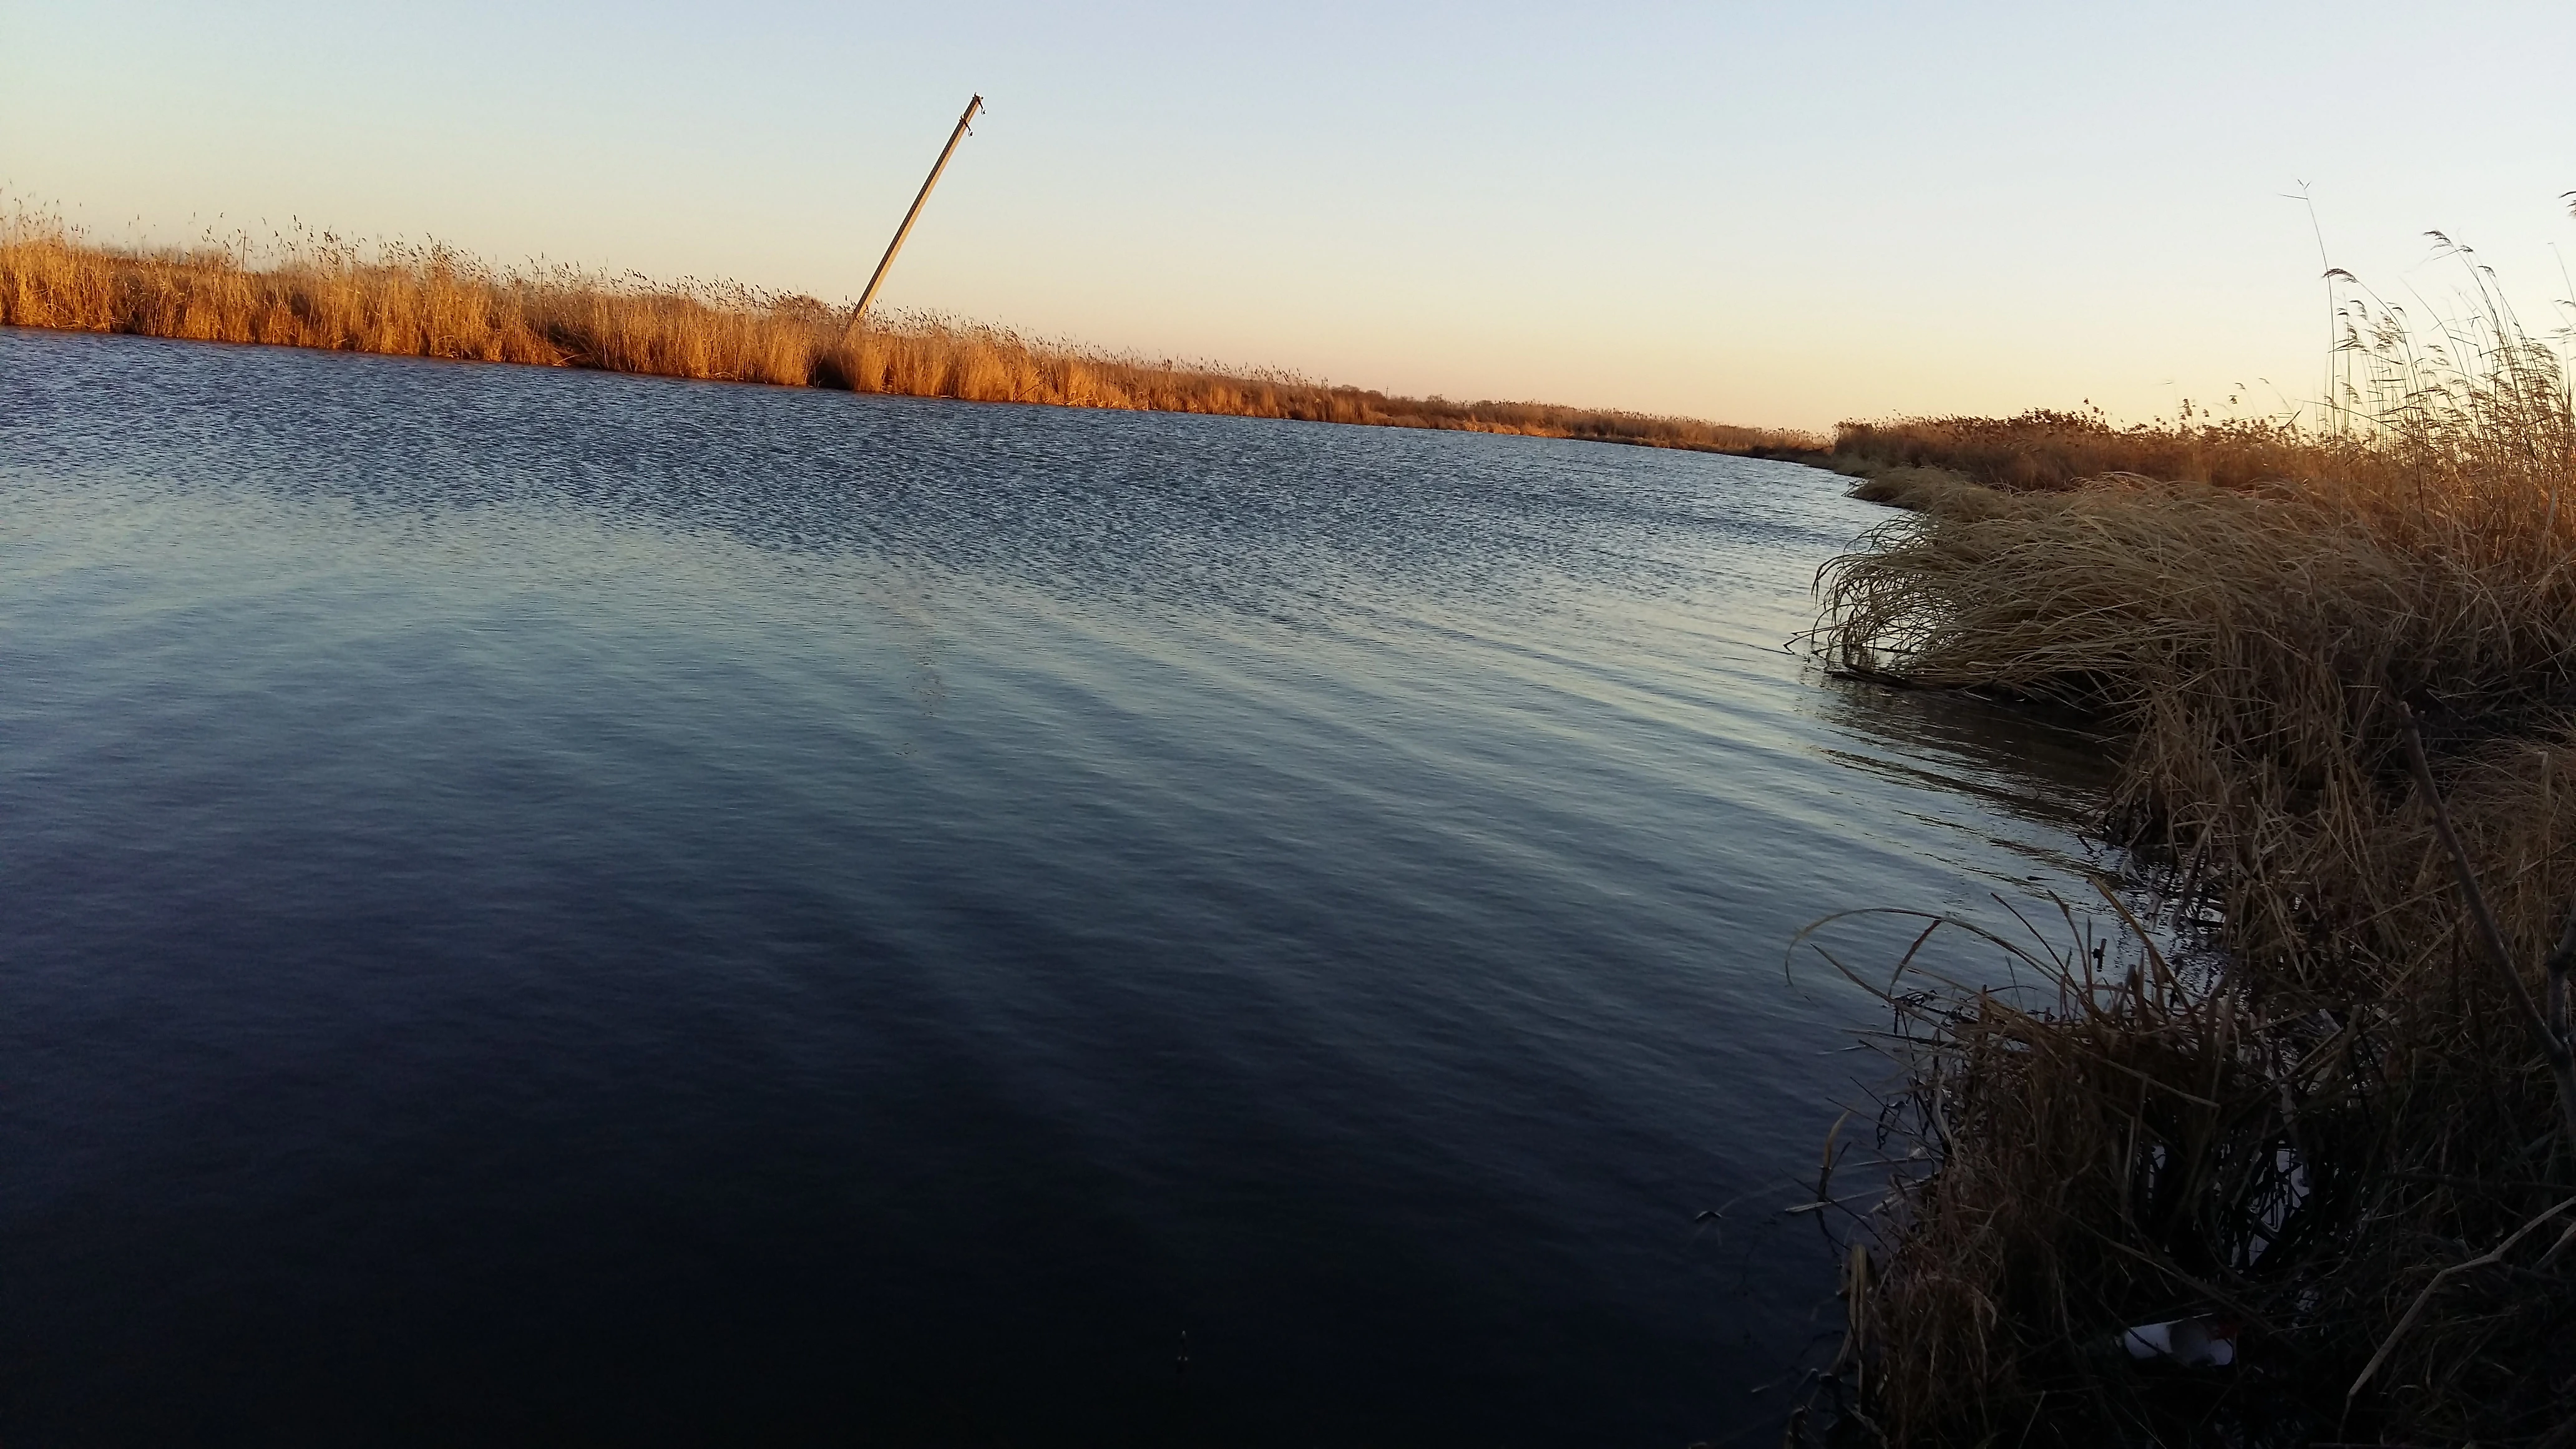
[4,1,2570,431]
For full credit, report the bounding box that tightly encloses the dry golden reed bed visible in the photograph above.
[0,213,1812,455]
[1832,408,2327,494]
[1810,282,2576,1445]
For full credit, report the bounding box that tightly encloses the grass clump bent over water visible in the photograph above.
[0,206,1815,456]
[1808,273,2576,1445]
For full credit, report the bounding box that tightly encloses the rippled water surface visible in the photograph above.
[0,330,2109,1446]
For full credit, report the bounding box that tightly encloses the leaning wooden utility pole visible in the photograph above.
[842,94,985,338]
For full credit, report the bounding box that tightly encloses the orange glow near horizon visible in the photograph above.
[4,1,2572,432]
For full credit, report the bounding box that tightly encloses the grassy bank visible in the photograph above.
[1809,296,2576,1443]
[1830,409,2326,494]
[0,210,1814,455]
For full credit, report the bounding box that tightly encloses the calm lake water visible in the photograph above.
[0,329,2110,1447]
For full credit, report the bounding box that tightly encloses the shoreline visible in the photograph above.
[0,224,1820,460]
[1803,394,2576,1444]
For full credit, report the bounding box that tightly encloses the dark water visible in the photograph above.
[0,329,2110,1447]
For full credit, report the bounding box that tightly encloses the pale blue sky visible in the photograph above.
[5,1,2570,429]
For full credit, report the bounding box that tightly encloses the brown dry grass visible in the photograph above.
[1808,271,2576,1445]
[0,207,1815,455]
[1830,409,2330,495]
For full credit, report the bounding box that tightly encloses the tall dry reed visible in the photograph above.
[1808,263,2576,1445]
[0,206,1815,455]
[1830,409,2330,495]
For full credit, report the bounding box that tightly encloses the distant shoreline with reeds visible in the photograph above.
[0,210,1817,457]
[1798,257,2576,1446]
